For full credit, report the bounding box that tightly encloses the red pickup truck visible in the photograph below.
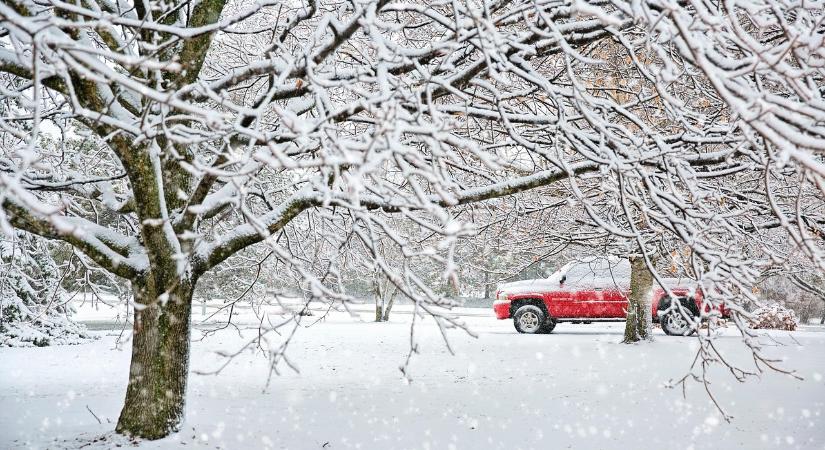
[493,258,723,335]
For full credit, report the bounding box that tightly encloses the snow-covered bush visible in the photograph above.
[748,303,799,331]
[0,298,91,347]
[0,234,92,347]
[757,275,825,324]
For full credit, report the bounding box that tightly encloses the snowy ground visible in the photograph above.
[2,304,825,450]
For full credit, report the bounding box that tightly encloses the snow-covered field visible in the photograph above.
[2,307,824,450]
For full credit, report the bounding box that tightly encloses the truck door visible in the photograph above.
[565,259,629,318]
[605,286,629,318]
[562,267,604,318]
[571,287,608,317]
[545,290,575,318]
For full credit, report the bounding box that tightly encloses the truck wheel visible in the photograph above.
[661,307,696,336]
[539,319,556,334]
[514,305,546,334]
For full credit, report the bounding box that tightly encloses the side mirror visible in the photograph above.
[559,275,566,286]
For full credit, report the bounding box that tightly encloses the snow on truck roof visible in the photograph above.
[497,257,694,294]
[564,257,630,279]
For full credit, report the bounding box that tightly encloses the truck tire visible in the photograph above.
[539,319,556,334]
[660,300,697,336]
[514,305,546,334]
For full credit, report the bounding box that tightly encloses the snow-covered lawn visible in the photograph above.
[2,311,824,450]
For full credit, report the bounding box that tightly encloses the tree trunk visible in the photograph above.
[374,275,384,322]
[375,303,384,322]
[484,271,491,299]
[116,281,193,439]
[820,307,824,325]
[382,288,398,322]
[623,256,654,343]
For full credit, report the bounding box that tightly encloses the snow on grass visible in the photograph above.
[1,313,824,449]
[68,296,492,329]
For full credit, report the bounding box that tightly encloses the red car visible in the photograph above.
[493,258,724,335]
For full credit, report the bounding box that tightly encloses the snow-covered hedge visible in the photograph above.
[749,303,799,331]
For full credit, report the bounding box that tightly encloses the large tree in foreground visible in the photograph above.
[1,0,824,439]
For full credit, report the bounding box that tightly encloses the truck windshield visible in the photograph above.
[545,262,575,284]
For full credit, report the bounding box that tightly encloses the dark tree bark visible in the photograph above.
[382,289,397,322]
[375,304,384,322]
[623,256,654,343]
[374,274,385,322]
[116,279,194,439]
[373,273,397,322]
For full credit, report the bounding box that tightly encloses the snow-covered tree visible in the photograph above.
[1,0,823,439]
[0,232,90,346]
